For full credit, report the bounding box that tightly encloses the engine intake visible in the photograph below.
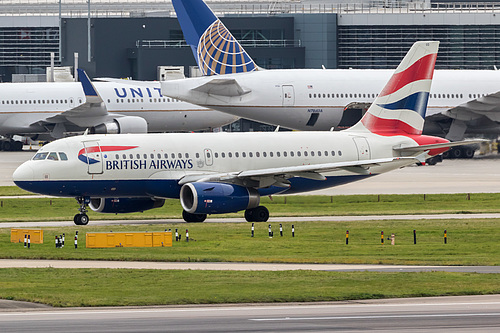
[90,116,148,134]
[180,182,260,214]
[89,197,165,214]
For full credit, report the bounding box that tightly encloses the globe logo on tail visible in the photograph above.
[197,19,257,76]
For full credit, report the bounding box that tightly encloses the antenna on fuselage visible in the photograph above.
[83,128,89,136]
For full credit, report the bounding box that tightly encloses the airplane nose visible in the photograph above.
[12,162,34,183]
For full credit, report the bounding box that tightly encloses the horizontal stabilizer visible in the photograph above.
[193,78,250,97]
[394,139,486,152]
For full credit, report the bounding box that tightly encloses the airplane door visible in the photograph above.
[204,148,213,166]
[282,85,295,106]
[82,140,103,174]
[352,137,371,160]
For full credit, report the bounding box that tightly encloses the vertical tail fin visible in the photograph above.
[348,41,439,136]
[173,0,258,76]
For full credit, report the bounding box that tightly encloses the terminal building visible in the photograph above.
[1,0,500,130]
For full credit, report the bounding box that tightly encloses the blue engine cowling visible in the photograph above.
[89,197,165,214]
[180,182,260,214]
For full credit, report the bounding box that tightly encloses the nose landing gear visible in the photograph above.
[74,197,90,225]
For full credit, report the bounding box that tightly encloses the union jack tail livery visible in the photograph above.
[173,0,258,76]
[349,41,439,136]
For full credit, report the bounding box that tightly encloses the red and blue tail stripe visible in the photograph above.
[349,41,439,136]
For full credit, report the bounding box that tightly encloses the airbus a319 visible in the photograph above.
[13,41,476,225]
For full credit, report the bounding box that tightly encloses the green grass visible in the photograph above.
[2,219,499,265]
[1,192,500,222]
[0,268,498,307]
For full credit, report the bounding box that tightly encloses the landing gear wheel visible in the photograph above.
[452,147,463,159]
[244,209,254,222]
[182,210,207,223]
[74,196,90,225]
[245,206,269,222]
[464,147,475,159]
[74,213,89,225]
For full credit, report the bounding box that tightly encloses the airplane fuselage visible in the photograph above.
[162,69,499,131]
[0,81,238,138]
[13,131,437,199]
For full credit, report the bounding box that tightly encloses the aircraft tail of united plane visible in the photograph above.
[348,41,439,136]
[173,0,258,76]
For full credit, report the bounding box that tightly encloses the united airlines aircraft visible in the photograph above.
[163,0,500,152]
[0,69,237,151]
[13,42,475,225]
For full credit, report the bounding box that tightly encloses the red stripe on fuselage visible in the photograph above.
[379,53,437,97]
[78,145,138,156]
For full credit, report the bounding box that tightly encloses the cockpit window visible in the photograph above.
[47,152,59,161]
[33,152,48,160]
[59,152,68,161]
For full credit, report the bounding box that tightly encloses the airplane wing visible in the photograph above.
[193,78,250,97]
[178,156,417,189]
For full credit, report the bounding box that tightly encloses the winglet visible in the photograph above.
[78,69,103,103]
[173,0,258,76]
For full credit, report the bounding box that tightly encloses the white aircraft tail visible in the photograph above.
[348,41,439,136]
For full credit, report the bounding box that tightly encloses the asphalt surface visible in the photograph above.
[1,259,499,273]
[1,295,500,332]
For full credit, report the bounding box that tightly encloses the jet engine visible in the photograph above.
[89,197,165,214]
[90,116,148,134]
[180,182,260,214]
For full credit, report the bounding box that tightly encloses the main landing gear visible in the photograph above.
[244,206,269,222]
[74,197,90,225]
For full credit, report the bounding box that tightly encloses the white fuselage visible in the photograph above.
[13,131,424,199]
[162,69,499,131]
[0,81,238,137]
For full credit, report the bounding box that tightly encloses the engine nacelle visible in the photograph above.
[89,197,165,214]
[180,182,260,214]
[90,116,148,134]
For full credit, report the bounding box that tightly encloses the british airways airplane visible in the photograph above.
[162,0,500,151]
[13,42,474,225]
[0,69,237,151]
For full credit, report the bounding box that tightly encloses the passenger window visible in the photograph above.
[338,151,342,156]
[325,151,329,156]
[331,151,335,156]
[215,153,219,158]
[290,151,294,157]
[116,154,120,159]
[196,153,200,158]
[221,152,225,158]
[317,151,321,156]
[228,152,232,158]
[297,151,301,157]
[171,153,175,159]
[310,151,314,157]
[305,151,308,157]
[130,154,134,159]
[276,152,280,157]
[143,154,147,159]
[256,152,260,157]
[158,153,161,159]
[185,153,189,158]
[123,154,127,159]
[249,152,253,158]
[283,151,287,157]
[242,152,246,158]
[58,152,68,161]
[178,153,182,158]
[33,152,48,160]
[269,152,273,157]
[150,154,154,159]
[138,154,142,159]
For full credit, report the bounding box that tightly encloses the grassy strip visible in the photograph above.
[2,219,499,265]
[0,268,498,307]
[1,193,500,222]
[0,186,34,196]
